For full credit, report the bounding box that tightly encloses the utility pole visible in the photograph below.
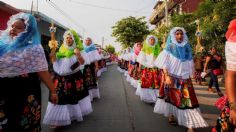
[102,37,104,48]
[164,0,168,26]
[37,0,39,13]
[30,0,33,14]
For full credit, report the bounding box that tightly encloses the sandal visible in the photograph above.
[217,91,224,97]
[208,88,216,93]
[168,115,177,125]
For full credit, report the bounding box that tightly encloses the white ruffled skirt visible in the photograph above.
[89,83,100,101]
[43,95,93,126]
[43,102,83,126]
[117,67,124,73]
[102,67,107,72]
[153,99,208,128]
[124,71,128,77]
[126,74,131,82]
[97,69,102,77]
[78,96,93,116]
[135,83,159,103]
[130,78,139,88]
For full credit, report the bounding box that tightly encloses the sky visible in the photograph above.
[2,0,157,51]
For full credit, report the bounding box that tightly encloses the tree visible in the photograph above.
[171,13,196,47]
[194,0,236,51]
[160,0,236,56]
[112,16,150,48]
[105,44,115,54]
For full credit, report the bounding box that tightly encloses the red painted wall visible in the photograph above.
[182,0,203,13]
[0,10,14,30]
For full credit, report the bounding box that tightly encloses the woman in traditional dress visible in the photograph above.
[97,47,104,77]
[100,50,108,73]
[153,27,208,132]
[130,42,143,88]
[212,19,236,132]
[105,52,112,66]
[123,48,131,77]
[117,51,123,72]
[0,12,58,132]
[43,29,92,127]
[136,35,161,103]
[120,50,126,73]
[83,37,102,101]
[126,47,134,83]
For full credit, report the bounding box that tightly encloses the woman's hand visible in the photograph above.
[50,93,58,104]
[74,48,85,64]
[165,75,173,86]
[230,109,236,127]
[38,71,58,104]
[74,48,80,56]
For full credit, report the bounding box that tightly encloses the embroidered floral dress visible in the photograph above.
[153,27,208,129]
[83,42,102,100]
[43,30,92,126]
[136,35,162,103]
[0,13,48,132]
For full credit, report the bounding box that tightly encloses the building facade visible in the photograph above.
[150,0,203,28]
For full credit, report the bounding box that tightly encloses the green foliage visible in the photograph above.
[112,16,150,48]
[171,13,196,47]
[150,25,170,43]
[156,0,236,56]
[105,44,115,54]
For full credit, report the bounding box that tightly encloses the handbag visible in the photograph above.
[213,69,223,76]
[70,62,80,71]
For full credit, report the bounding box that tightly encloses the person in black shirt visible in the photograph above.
[203,47,224,97]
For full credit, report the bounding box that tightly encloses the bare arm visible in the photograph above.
[203,56,211,72]
[38,71,58,104]
[74,48,85,65]
[38,71,56,94]
[49,51,56,63]
[226,70,236,104]
[226,70,236,126]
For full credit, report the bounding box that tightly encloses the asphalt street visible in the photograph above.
[41,64,221,132]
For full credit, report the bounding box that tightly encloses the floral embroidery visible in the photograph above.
[85,67,95,87]
[20,95,41,130]
[161,77,199,109]
[75,79,84,91]
[141,68,160,89]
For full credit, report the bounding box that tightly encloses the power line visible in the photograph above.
[48,1,84,29]
[68,0,150,13]
[46,1,87,37]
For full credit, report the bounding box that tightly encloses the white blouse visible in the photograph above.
[225,41,236,71]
